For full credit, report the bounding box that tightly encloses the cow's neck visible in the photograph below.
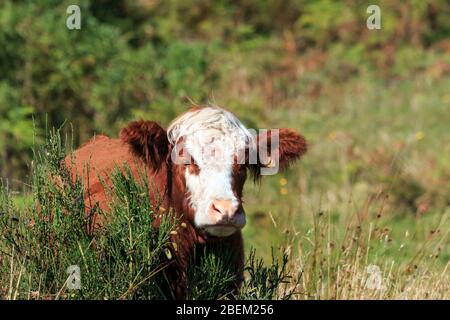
[168,163,222,245]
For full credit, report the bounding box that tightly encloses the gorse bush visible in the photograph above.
[239,249,295,300]
[185,247,295,300]
[185,244,238,300]
[0,128,448,300]
[0,128,294,300]
[1,129,175,299]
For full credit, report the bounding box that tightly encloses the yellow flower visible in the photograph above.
[328,131,337,141]
[279,178,288,186]
[415,131,425,141]
[280,187,288,195]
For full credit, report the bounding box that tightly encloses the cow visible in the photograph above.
[65,105,307,298]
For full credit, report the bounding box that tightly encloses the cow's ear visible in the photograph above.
[120,120,169,170]
[255,128,307,173]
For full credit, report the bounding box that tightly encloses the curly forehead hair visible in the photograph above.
[166,106,255,148]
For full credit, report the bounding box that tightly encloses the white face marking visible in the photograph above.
[167,107,253,235]
[184,132,240,228]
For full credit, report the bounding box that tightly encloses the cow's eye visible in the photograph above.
[191,162,199,169]
[187,161,200,175]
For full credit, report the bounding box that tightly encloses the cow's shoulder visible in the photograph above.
[65,134,146,182]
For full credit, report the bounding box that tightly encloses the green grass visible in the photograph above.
[0,130,293,300]
[242,74,449,265]
[1,74,449,300]
[1,0,449,300]
[237,73,450,299]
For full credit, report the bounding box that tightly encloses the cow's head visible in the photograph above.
[121,106,307,238]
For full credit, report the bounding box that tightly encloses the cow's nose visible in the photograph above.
[209,199,240,222]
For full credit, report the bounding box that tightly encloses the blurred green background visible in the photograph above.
[0,1,449,265]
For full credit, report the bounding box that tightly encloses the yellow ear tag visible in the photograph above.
[164,248,172,260]
[266,157,276,168]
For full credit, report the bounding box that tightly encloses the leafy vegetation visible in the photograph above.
[0,129,297,299]
[1,128,448,299]
[0,0,449,299]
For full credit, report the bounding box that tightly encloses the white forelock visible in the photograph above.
[167,106,255,150]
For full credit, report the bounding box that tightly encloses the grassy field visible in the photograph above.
[240,73,450,299]
[1,72,449,299]
[1,1,450,300]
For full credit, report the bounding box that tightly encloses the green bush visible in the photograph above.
[0,128,293,299]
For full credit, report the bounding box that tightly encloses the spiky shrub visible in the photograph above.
[185,244,238,300]
[185,246,295,300]
[0,128,292,300]
[2,128,449,300]
[238,248,296,300]
[0,129,177,299]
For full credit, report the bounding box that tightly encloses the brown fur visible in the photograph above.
[64,110,307,299]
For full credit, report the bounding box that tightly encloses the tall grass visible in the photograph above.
[0,129,293,300]
[0,128,448,299]
[284,210,449,299]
